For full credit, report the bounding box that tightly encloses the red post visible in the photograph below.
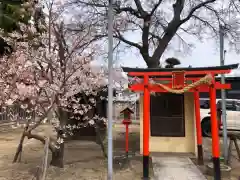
[122,120,131,157]
[209,82,221,180]
[126,124,129,154]
[143,75,150,179]
[194,90,204,165]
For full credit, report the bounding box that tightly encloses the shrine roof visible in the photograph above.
[122,64,239,78]
[120,107,134,114]
[122,63,238,73]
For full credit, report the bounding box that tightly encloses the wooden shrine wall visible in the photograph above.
[150,94,185,137]
[139,93,197,154]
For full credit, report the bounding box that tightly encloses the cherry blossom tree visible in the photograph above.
[0,2,110,168]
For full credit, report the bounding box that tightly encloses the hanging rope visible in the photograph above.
[152,74,214,94]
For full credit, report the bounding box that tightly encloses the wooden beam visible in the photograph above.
[129,83,231,92]
[128,69,231,77]
[152,77,203,81]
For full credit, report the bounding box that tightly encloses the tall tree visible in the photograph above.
[66,0,240,68]
[0,0,109,168]
[1,19,107,168]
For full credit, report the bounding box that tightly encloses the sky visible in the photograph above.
[119,39,240,68]
[116,34,240,70]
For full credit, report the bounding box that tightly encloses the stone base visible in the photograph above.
[206,162,231,177]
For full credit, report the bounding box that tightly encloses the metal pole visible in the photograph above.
[219,24,228,164]
[107,0,114,179]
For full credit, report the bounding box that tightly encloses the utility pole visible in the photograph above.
[107,0,114,179]
[219,24,228,164]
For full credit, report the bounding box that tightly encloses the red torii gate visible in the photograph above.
[122,64,239,180]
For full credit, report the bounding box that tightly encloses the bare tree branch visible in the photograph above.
[114,30,142,49]
[23,131,56,152]
[150,0,163,16]
[134,0,147,17]
[69,0,107,8]
[151,0,217,65]
[192,15,218,34]
[181,0,217,24]
[115,6,141,18]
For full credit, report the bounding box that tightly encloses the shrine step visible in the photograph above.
[152,156,207,180]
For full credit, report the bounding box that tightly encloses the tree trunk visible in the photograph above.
[50,143,64,168]
[145,58,160,68]
[49,107,67,168]
[13,118,31,163]
[13,133,25,163]
[95,125,107,158]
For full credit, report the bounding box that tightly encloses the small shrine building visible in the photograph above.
[122,63,239,180]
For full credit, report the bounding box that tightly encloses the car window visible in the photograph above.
[200,100,206,106]
[236,101,240,111]
[200,99,209,109]
[227,100,236,111]
[217,100,237,111]
[217,100,222,109]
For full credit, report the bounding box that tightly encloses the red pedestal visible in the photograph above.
[122,119,132,156]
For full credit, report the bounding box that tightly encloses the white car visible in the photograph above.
[200,98,240,136]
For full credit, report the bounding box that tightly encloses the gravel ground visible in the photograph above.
[0,123,239,180]
[192,138,240,180]
[0,124,144,180]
